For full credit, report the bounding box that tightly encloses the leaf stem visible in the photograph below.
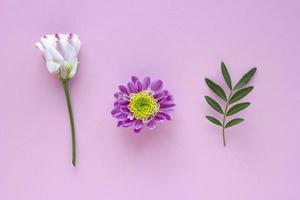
[62,80,76,167]
[222,91,232,147]
[222,125,226,146]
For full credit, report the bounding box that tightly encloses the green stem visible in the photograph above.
[222,91,232,147]
[222,103,228,147]
[62,80,76,167]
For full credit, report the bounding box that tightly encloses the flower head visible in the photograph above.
[112,76,175,133]
[35,33,81,80]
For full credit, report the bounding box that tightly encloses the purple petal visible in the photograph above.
[121,95,130,101]
[159,108,175,112]
[128,113,134,120]
[154,115,165,122]
[122,119,136,127]
[158,97,166,104]
[163,90,169,95]
[151,80,163,92]
[136,80,143,92]
[117,121,123,127]
[160,101,176,109]
[165,95,173,101]
[120,106,130,113]
[131,76,139,83]
[157,112,171,120]
[147,119,157,129]
[127,82,136,93]
[114,92,121,99]
[119,100,129,106]
[158,95,173,104]
[118,85,129,95]
[142,77,151,90]
[111,107,120,115]
[115,113,128,119]
[134,120,143,132]
[160,100,174,105]
[153,91,164,101]
[134,128,143,133]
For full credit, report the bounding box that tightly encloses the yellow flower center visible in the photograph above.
[128,91,159,121]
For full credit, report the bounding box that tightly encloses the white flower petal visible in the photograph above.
[41,37,64,63]
[35,42,44,52]
[69,59,78,78]
[35,42,53,62]
[57,38,77,64]
[44,35,57,47]
[57,33,68,40]
[46,61,61,73]
[69,33,81,55]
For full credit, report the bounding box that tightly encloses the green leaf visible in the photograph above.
[229,86,253,104]
[205,116,222,126]
[225,118,244,128]
[226,102,250,116]
[234,67,257,90]
[205,78,227,101]
[205,96,223,114]
[221,62,232,90]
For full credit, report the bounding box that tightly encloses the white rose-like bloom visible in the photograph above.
[35,33,81,167]
[35,33,81,79]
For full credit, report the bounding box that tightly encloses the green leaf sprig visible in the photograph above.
[205,62,257,146]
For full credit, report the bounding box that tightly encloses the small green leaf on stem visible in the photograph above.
[221,62,232,90]
[225,118,244,128]
[205,96,223,114]
[229,86,253,104]
[227,102,250,116]
[205,78,227,101]
[234,67,257,90]
[206,116,222,126]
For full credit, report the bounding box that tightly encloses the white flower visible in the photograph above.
[35,33,81,79]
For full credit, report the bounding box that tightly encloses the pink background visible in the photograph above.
[1,0,300,199]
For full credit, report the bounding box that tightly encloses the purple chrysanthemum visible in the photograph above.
[111,76,175,133]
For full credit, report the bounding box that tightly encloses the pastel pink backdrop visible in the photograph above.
[0,0,299,199]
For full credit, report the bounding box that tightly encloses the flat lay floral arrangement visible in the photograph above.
[35,33,256,167]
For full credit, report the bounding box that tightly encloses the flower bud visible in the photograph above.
[35,33,81,80]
